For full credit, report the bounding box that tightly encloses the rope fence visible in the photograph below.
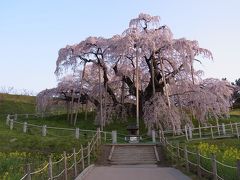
[160,137,240,180]
[20,129,102,180]
[159,122,240,142]
[5,114,100,139]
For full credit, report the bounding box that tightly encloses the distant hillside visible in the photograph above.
[0,93,36,114]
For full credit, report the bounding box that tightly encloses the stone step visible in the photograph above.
[112,154,156,158]
[109,145,158,165]
[112,153,155,156]
[112,155,155,159]
[112,155,156,158]
[110,161,157,165]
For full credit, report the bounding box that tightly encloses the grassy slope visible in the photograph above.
[0,94,147,152]
[0,94,96,153]
[1,93,239,152]
[0,93,240,179]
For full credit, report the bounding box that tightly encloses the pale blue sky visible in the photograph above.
[0,0,239,93]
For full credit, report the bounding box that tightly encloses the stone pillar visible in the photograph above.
[152,130,156,143]
[112,130,117,144]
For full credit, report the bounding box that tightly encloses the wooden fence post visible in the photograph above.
[185,125,189,141]
[10,119,13,130]
[196,150,201,178]
[81,145,85,170]
[42,125,47,136]
[26,163,31,180]
[152,130,156,143]
[217,122,220,136]
[64,151,68,180]
[210,125,214,139]
[211,154,217,180]
[48,157,53,180]
[6,115,10,126]
[198,125,202,139]
[73,148,77,177]
[75,128,79,139]
[235,123,239,139]
[188,126,192,139]
[87,142,91,166]
[23,122,27,133]
[230,121,234,134]
[184,145,189,172]
[222,123,226,136]
[237,160,240,179]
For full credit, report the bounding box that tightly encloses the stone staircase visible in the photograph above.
[109,145,159,165]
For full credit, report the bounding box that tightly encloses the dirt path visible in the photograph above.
[80,165,190,180]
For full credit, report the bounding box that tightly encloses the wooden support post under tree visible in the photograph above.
[198,125,202,138]
[210,125,214,139]
[98,64,103,131]
[70,90,75,125]
[85,101,88,121]
[67,101,70,122]
[74,61,86,126]
[135,46,140,135]
[185,125,189,141]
